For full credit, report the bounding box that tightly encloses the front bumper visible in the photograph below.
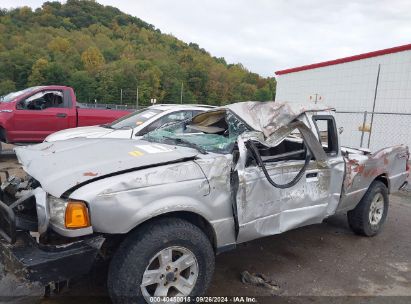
[0,231,104,285]
[0,187,104,285]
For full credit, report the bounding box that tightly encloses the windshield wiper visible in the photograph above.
[100,124,113,129]
[163,136,207,154]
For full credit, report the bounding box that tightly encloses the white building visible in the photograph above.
[275,44,411,151]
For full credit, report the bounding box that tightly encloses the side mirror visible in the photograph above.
[338,127,344,134]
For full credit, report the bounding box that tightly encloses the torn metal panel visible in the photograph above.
[234,156,334,243]
[225,101,333,137]
[234,117,345,243]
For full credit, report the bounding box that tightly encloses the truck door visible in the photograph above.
[12,89,72,142]
[234,118,345,243]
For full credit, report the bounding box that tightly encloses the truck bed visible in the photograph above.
[77,108,131,127]
[337,145,409,212]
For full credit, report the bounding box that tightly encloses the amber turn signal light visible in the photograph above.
[65,200,90,229]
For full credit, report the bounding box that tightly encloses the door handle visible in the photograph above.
[306,172,318,178]
[56,113,67,118]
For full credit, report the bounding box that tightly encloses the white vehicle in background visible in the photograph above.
[45,104,215,142]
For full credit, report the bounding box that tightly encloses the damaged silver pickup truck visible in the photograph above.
[0,101,409,303]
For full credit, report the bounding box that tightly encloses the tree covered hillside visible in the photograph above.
[0,0,276,106]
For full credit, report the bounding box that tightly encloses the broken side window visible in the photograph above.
[312,115,339,155]
[246,127,307,166]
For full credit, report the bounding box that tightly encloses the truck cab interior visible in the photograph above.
[17,91,64,110]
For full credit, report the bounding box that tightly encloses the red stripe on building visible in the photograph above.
[275,43,411,75]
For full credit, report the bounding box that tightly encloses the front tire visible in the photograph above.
[347,180,389,236]
[108,217,215,304]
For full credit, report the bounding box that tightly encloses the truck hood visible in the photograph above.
[45,126,133,142]
[15,138,198,198]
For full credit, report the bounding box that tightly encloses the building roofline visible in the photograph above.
[275,43,411,75]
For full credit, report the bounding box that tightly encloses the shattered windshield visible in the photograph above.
[105,108,163,129]
[0,86,44,102]
[143,110,250,154]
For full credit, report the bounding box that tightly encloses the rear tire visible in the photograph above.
[108,217,215,304]
[347,180,388,236]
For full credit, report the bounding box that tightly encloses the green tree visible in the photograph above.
[28,58,49,86]
[68,70,97,102]
[0,79,15,96]
[81,46,105,73]
[254,87,272,101]
[44,62,69,84]
[47,37,70,54]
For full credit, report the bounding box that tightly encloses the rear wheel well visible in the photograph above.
[375,174,389,192]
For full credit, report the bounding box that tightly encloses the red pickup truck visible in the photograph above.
[0,85,130,145]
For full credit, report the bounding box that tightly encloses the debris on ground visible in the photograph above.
[240,271,279,292]
[400,183,411,193]
[0,175,29,197]
[0,263,43,304]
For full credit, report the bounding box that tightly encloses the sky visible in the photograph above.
[2,0,411,77]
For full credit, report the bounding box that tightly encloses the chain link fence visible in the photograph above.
[82,88,184,109]
[81,103,139,110]
[335,111,411,151]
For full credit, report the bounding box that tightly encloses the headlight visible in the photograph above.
[48,196,91,229]
[49,196,67,229]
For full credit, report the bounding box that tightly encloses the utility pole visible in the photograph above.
[180,82,184,104]
[120,89,123,104]
[136,86,139,110]
[367,64,381,149]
